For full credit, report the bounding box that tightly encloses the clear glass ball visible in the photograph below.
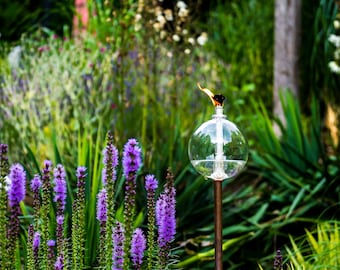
[188,115,248,181]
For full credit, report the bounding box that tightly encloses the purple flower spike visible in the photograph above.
[122,138,142,179]
[131,228,146,268]
[56,215,64,225]
[76,166,86,191]
[54,256,64,270]
[96,188,107,222]
[145,174,158,192]
[0,144,8,165]
[44,160,52,170]
[8,163,26,207]
[47,240,56,264]
[102,132,119,186]
[47,240,56,247]
[33,231,41,249]
[30,174,42,192]
[0,144,8,154]
[156,186,176,248]
[112,221,125,270]
[76,166,87,179]
[53,164,67,211]
[103,143,119,168]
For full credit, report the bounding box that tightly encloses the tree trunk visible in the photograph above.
[274,0,301,130]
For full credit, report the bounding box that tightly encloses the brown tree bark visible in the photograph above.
[274,0,302,130]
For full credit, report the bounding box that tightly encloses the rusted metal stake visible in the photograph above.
[214,180,223,270]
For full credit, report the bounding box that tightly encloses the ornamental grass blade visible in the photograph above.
[248,203,268,225]
[287,235,306,266]
[251,100,282,154]
[280,90,304,155]
[305,228,320,254]
[257,263,264,270]
[174,232,254,268]
[286,187,305,219]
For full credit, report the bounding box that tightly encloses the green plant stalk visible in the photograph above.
[40,165,52,269]
[76,173,86,269]
[98,220,106,268]
[105,133,116,270]
[146,187,157,269]
[26,225,34,270]
[174,232,254,268]
[63,226,70,270]
[123,179,136,269]
[72,202,80,269]
[0,144,9,268]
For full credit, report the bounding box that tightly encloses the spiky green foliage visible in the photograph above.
[286,221,340,269]
[251,90,340,214]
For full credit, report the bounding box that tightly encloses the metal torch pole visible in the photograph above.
[214,180,223,270]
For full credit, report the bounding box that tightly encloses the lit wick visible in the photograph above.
[197,83,225,107]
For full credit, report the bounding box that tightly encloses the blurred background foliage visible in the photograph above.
[1,0,340,269]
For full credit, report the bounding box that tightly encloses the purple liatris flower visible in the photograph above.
[122,138,142,268]
[33,231,41,249]
[54,256,64,270]
[43,160,53,172]
[155,170,176,266]
[122,138,142,179]
[48,240,56,247]
[97,188,107,267]
[0,143,9,178]
[53,164,67,256]
[8,163,26,207]
[7,163,26,265]
[41,160,53,267]
[56,215,64,225]
[274,249,283,270]
[47,240,56,265]
[102,132,119,186]
[73,166,87,269]
[102,133,119,269]
[131,228,146,269]
[76,166,87,181]
[145,174,158,268]
[30,174,42,192]
[103,138,119,169]
[53,164,67,211]
[33,231,41,266]
[31,174,41,227]
[156,181,176,248]
[145,174,158,192]
[96,188,107,222]
[112,221,125,270]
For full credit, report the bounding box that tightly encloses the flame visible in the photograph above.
[197,83,224,106]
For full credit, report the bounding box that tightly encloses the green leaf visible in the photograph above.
[248,203,269,225]
[286,187,306,219]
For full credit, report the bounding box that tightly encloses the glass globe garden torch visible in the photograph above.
[188,84,248,269]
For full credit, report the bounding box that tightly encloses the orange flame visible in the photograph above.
[197,83,224,106]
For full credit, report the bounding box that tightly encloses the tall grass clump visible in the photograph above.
[286,221,340,269]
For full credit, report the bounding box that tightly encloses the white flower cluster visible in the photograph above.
[328,17,340,74]
[134,0,208,54]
